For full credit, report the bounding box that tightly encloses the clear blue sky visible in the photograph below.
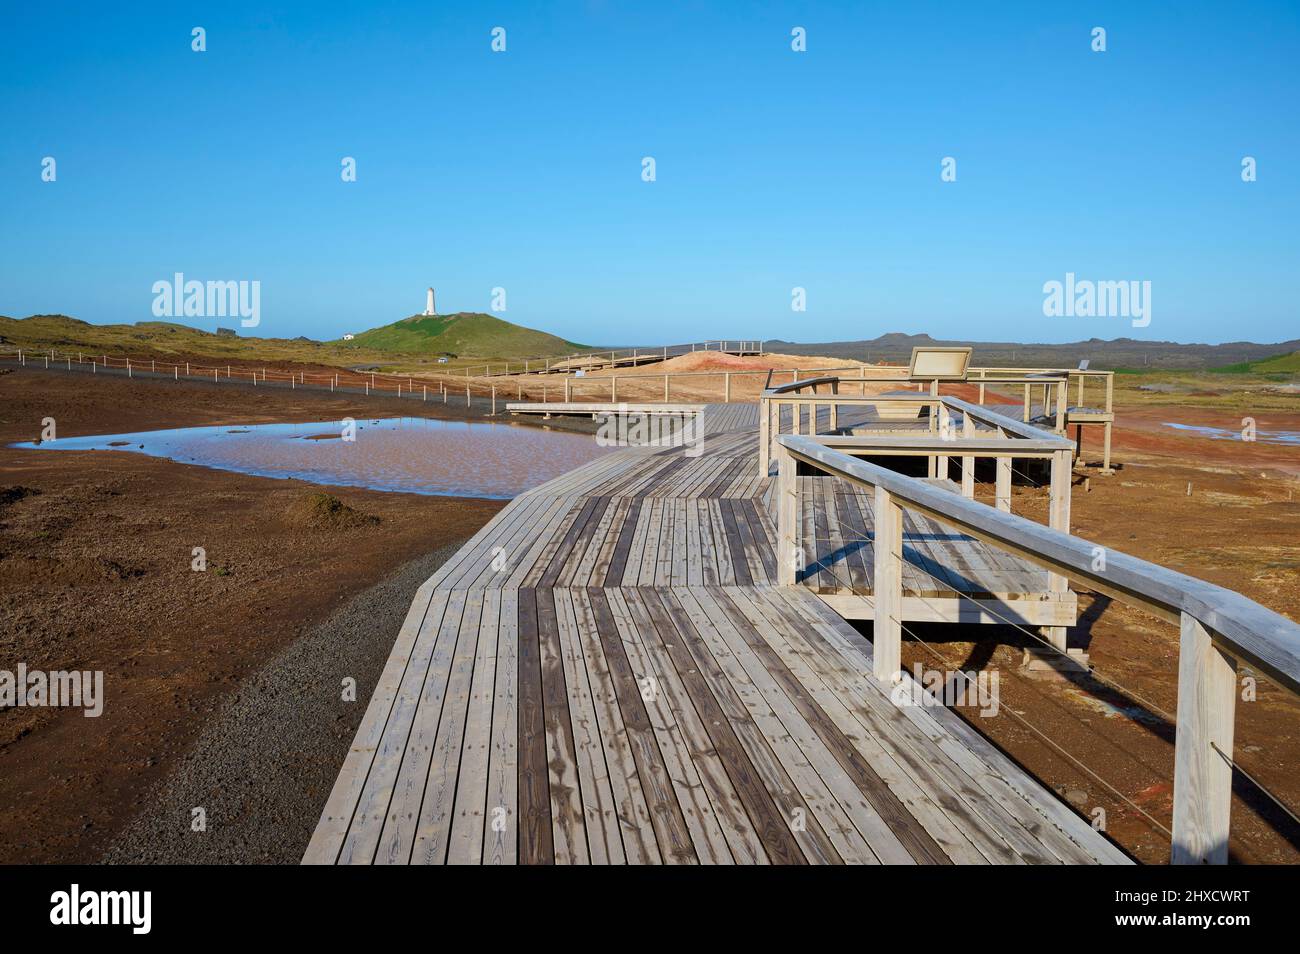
[2,2,1297,346]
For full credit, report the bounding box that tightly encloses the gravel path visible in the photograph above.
[102,543,463,864]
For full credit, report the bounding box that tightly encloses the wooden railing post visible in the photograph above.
[1172,614,1238,864]
[758,397,771,477]
[937,403,953,481]
[995,456,1012,512]
[1102,372,1116,475]
[873,485,903,683]
[1043,448,1073,651]
[776,444,798,586]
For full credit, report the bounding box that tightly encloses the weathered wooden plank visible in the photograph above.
[339,590,458,865]
[569,589,662,863]
[515,588,554,864]
[485,589,519,864]
[409,590,486,864]
[303,582,443,864]
[586,588,697,863]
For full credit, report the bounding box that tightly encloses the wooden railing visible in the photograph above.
[757,374,1078,477]
[973,367,1116,416]
[478,338,767,377]
[772,432,1300,865]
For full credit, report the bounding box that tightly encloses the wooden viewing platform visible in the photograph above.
[304,401,1127,865]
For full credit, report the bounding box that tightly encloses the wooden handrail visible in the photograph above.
[765,375,841,395]
[773,432,1300,864]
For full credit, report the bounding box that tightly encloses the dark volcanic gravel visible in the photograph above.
[101,544,461,865]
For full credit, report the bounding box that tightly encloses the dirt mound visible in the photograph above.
[658,350,865,374]
[282,492,380,531]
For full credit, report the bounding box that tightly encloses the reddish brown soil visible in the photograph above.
[1108,406,1300,476]
[0,368,505,863]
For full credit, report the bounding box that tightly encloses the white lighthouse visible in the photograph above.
[424,287,435,316]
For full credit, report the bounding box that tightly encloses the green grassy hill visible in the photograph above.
[1210,351,1300,374]
[339,312,587,359]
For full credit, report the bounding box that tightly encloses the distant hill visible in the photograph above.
[0,314,315,358]
[0,312,588,364]
[339,312,587,359]
[761,332,1300,371]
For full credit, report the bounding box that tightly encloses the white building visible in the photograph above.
[424,287,435,316]
[343,334,355,341]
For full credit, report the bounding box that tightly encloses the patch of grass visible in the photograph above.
[1209,351,1300,375]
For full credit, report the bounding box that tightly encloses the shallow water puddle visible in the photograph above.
[13,417,615,499]
[1160,422,1300,446]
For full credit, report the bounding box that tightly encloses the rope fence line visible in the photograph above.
[0,345,921,409]
[0,345,585,412]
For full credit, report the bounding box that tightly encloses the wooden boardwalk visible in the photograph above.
[304,403,1126,864]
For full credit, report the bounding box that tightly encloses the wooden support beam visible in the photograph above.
[873,485,903,683]
[1171,614,1237,865]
